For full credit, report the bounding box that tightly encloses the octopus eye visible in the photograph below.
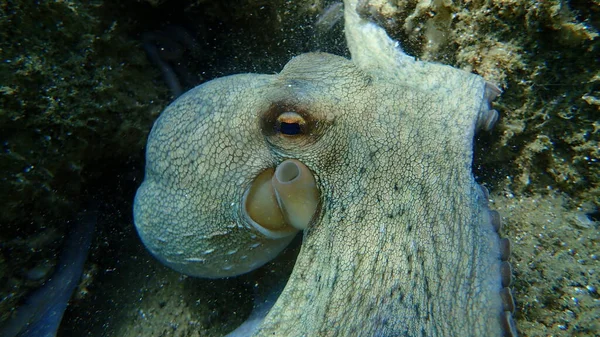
[260,105,325,148]
[276,112,306,136]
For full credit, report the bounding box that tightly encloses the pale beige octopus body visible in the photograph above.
[134,0,517,336]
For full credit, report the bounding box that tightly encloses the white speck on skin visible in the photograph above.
[575,212,594,228]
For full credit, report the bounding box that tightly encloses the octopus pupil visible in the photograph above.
[280,121,301,135]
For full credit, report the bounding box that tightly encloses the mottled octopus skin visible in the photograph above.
[134,0,514,336]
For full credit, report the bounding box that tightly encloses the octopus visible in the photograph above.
[133,0,517,336]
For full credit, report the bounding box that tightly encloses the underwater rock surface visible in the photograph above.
[0,0,598,336]
[0,205,97,337]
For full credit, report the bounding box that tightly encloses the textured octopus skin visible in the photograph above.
[133,0,516,336]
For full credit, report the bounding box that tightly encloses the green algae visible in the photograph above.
[0,0,168,323]
[0,1,168,227]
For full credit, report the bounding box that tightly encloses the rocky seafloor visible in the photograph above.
[0,0,598,336]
